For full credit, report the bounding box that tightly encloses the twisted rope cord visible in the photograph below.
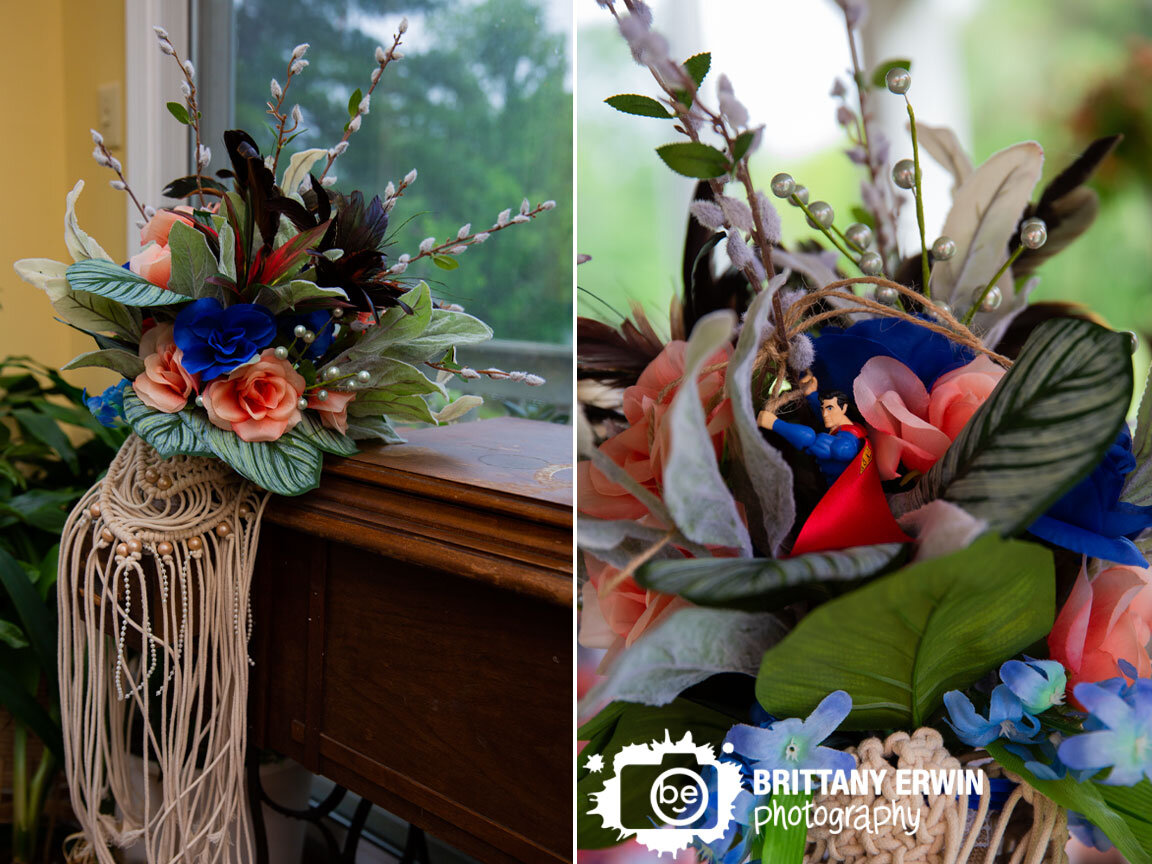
[803,729,1067,864]
[58,434,270,864]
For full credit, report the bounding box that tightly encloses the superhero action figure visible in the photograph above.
[756,372,864,486]
[757,371,909,557]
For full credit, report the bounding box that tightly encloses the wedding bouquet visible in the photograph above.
[577,2,1152,861]
[15,24,552,496]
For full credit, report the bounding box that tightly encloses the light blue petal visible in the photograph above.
[810,745,856,780]
[1058,731,1124,771]
[1000,660,1046,702]
[724,724,778,761]
[989,685,1025,723]
[1074,682,1134,730]
[801,690,852,745]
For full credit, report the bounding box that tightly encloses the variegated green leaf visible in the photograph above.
[345,415,406,443]
[637,543,906,610]
[893,318,1132,534]
[194,419,324,496]
[294,412,357,456]
[52,290,142,341]
[122,390,212,458]
[66,259,189,307]
[62,348,144,378]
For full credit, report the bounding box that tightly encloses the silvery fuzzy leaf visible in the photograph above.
[897,499,987,562]
[771,248,864,319]
[281,148,328,195]
[13,258,71,303]
[578,606,787,719]
[577,517,681,569]
[724,277,796,555]
[64,181,113,264]
[915,122,973,192]
[662,310,751,554]
[928,141,1044,343]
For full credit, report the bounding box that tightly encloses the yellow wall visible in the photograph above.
[0,0,126,390]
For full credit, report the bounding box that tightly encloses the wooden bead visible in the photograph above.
[101,529,114,543]
[238,505,251,518]
[214,523,231,538]
[144,468,159,483]
[116,543,128,557]
[89,503,101,518]
[157,541,174,556]
[187,537,203,551]
[127,539,142,554]
[156,476,172,490]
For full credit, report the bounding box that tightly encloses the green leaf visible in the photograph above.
[0,657,62,761]
[254,280,349,315]
[377,307,492,365]
[294,412,357,457]
[604,94,673,119]
[66,259,189,307]
[1098,781,1152,859]
[431,254,459,271]
[12,408,78,473]
[732,131,756,163]
[194,418,324,496]
[281,148,328,196]
[61,348,144,378]
[166,101,191,124]
[871,59,912,88]
[0,620,28,650]
[52,290,142,341]
[638,543,906,610]
[986,741,1151,864]
[37,545,59,602]
[0,547,56,696]
[64,180,113,263]
[895,319,1133,535]
[343,284,433,358]
[759,791,810,864]
[345,415,406,444]
[122,390,212,458]
[655,142,730,179]
[166,219,220,298]
[756,535,1054,729]
[577,698,735,849]
[1124,363,1152,505]
[347,87,363,118]
[0,488,80,533]
[683,52,711,89]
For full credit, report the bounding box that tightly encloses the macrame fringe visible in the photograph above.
[805,728,1068,864]
[58,434,270,863]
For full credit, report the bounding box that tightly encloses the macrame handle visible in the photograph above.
[58,435,271,864]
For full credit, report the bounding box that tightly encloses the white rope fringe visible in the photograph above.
[58,434,271,863]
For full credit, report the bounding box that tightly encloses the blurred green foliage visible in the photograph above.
[235,0,573,344]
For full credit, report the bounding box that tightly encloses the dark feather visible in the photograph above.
[994,301,1107,360]
[577,305,667,388]
[680,181,753,336]
[162,175,227,199]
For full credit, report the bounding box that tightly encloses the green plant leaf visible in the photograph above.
[756,534,1054,729]
[345,415,406,444]
[12,408,78,473]
[52,290,142,341]
[253,280,349,314]
[166,219,220,298]
[986,741,1151,864]
[0,489,80,533]
[194,419,324,496]
[1123,363,1152,505]
[378,307,492,365]
[604,94,672,119]
[655,142,730,179]
[281,148,328,196]
[577,698,735,849]
[431,254,459,271]
[61,348,144,378]
[0,657,62,761]
[293,413,357,457]
[347,87,363,118]
[166,101,191,124]
[732,130,756,163]
[759,791,810,864]
[871,59,912,88]
[638,543,906,610]
[0,548,56,697]
[66,259,189,307]
[0,620,28,650]
[683,52,711,88]
[64,180,113,263]
[122,390,212,458]
[895,319,1132,535]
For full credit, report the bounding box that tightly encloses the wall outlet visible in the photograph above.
[98,83,122,149]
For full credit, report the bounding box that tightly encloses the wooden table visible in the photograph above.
[248,418,573,863]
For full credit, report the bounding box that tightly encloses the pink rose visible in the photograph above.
[854,355,1005,480]
[202,349,306,442]
[1049,565,1152,699]
[139,206,196,248]
[132,323,199,413]
[578,553,690,670]
[128,243,173,288]
[307,390,356,435]
[577,341,733,520]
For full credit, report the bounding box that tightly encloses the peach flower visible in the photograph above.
[1049,565,1152,697]
[577,341,733,520]
[854,354,1005,480]
[132,323,199,413]
[307,390,356,435]
[128,243,173,288]
[202,349,306,442]
[578,553,689,669]
[139,206,196,248]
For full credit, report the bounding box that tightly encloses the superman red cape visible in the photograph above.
[788,424,911,557]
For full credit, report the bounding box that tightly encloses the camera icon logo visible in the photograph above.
[588,731,743,856]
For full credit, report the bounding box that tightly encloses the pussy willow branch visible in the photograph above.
[269,64,305,175]
[164,44,206,209]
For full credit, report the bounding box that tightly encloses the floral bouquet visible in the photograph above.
[577,2,1152,862]
[15,24,551,497]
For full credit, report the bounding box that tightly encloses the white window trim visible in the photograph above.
[124,0,192,254]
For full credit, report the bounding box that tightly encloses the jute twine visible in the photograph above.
[58,434,271,864]
[805,728,1067,864]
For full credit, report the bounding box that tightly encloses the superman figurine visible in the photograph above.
[757,371,909,556]
[756,372,863,486]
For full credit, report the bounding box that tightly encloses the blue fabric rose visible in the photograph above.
[810,316,975,396]
[83,380,129,427]
[285,310,336,361]
[1028,427,1152,566]
[174,297,276,381]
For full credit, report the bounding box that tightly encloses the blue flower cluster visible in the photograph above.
[943,658,1066,747]
[83,380,129,428]
[174,297,276,381]
[1059,659,1152,786]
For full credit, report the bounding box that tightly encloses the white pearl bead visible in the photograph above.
[845,223,873,250]
[356,370,371,382]
[325,366,340,379]
[274,346,289,359]
[874,285,899,305]
[1020,218,1047,250]
[859,251,883,275]
[885,67,911,95]
[332,308,344,318]
[807,201,834,228]
[892,159,917,189]
[791,185,809,206]
[302,330,316,343]
[297,397,309,410]
[194,395,204,407]
[931,236,956,260]
[293,324,307,338]
[770,173,795,198]
[317,389,329,402]
[972,285,1002,312]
